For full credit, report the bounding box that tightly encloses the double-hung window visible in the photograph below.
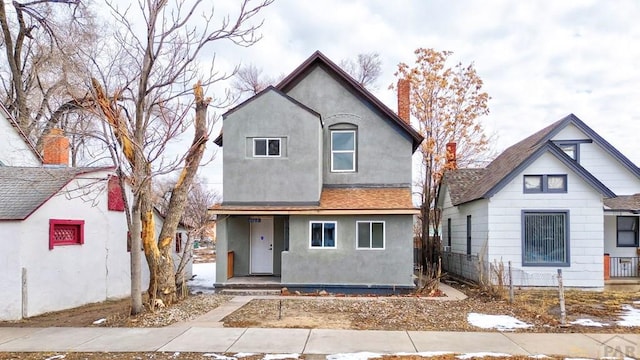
[331,130,356,172]
[522,211,569,266]
[617,216,639,247]
[253,138,280,157]
[49,219,85,250]
[310,221,336,248]
[357,221,384,249]
[524,175,567,193]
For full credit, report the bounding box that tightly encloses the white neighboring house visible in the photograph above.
[438,114,640,289]
[0,108,192,320]
[0,103,42,166]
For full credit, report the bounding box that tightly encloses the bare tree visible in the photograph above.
[0,0,98,144]
[340,52,382,90]
[90,0,273,314]
[231,63,284,100]
[393,48,492,270]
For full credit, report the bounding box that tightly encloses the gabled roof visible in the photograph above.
[214,51,424,151]
[214,86,322,146]
[0,103,43,163]
[444,114,622,206]
[276,50,423,151]
[210,187,418,215]
[0,166,112,220]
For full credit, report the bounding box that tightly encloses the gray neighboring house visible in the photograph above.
[211,51,423,292]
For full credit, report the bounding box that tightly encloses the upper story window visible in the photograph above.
[558,143,577,160]
[253,138,280,157]
[331,130,356,172]
[523,174,567,193]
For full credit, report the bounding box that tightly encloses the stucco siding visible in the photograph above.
[0,222,23,320]
[281,215,414,286]
[18,175,130,317]
[488,152,604,287]
[222,90,322,203]
[552,124,640,195]
[285,66,413,186]
[0,113,40,166]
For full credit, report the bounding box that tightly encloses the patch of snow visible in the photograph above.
[188,262,216,294]
[326,352,382,360]
[618,305,640,327]
[528,355,550,359]
[92,318,106,325]
[457,353,511,359]
[234,353,257,358]
[263,354,300,360]
[395,352,453,357]
[203,354,236,360]
[44,356,65,360]
[467,313,532,331]
[633,300,640,304]
[569,318,608,327]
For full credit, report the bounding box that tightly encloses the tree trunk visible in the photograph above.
[129,205,143,315]
[147,244,177,306]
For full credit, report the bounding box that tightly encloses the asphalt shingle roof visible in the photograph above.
[0,166,108,220]
[445,119,562,205]
[604,194,640,211]
[211,187,416,214]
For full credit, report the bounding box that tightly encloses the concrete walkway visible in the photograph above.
[0,290,638,358]
[0,327,638,357]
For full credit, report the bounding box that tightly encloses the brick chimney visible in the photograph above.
[42,128,69,166]
[397,78,410,124]
[446,142,457,169]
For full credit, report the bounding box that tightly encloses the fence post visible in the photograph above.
[508,261,514,304]
[557,269,566,326]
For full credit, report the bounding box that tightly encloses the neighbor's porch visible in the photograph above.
[604,211,640,288]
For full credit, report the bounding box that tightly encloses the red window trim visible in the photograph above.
[49,219,85,250]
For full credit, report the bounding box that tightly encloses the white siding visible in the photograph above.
[552,124,640,195]
[488,152,604,288]
[603,214,639,257]
[0,113,40,166]
[441,186,489,258]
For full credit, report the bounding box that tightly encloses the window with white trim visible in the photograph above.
[356,221,385,249]
[331,130,356,172]
[253,138,280,157]
[522,211,569,266]
[310,221,336,248]
[523,175,567,193]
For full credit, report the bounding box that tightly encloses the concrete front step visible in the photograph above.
[219,288,282,296]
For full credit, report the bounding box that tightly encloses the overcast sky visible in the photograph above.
[200,0,640,193]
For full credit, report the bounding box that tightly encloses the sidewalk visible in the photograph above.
[0,326,638,357]
[0,290,638,358]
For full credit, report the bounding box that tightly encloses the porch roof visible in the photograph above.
[209,187,419,215]
[604,194,640,212]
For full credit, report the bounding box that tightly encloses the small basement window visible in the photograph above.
[49,219,85,250]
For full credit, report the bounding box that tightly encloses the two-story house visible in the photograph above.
[438,114,640,289]
[211,51,423,292]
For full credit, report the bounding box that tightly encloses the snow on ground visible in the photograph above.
[467,313,532,331]
[188,262,216,294]
[456,353,511,359]
[569,318,608,327]
[618,304,640,326]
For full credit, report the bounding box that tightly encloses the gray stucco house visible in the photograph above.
[211,51,423,292]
